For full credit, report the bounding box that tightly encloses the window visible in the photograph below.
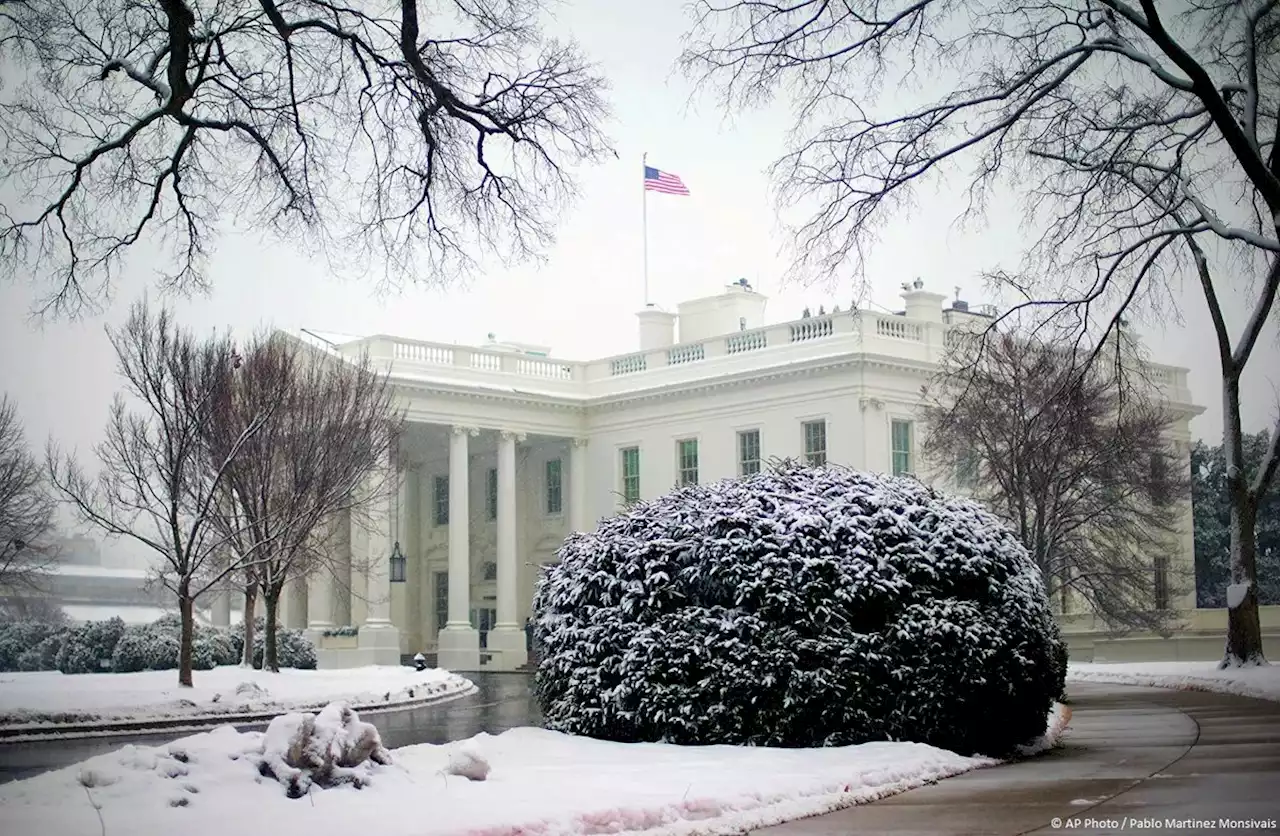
[485,467,498,520]
[802,420,827,467]
[434,572,449,630]
[738,429,761,476]
[433,475,449,526]
[677,438,699,485]
[891,419,913,476]
[1153,556,1171,611]
[956,448,979,488]
[482,561,497,581]
[546,458,563,515]
[621,446,641,504]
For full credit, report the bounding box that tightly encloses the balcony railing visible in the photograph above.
[350,310,1193,403]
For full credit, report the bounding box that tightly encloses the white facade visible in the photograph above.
[219,281,1201,671]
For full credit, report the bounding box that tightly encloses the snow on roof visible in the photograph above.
[294,329,367,350]
[63,604,172,625]
[47,564,150,579]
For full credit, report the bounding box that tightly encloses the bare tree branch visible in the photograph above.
[0,0,614,316]
[683,0,1280,666]
[0,393,58,595]
[45,298,280,686]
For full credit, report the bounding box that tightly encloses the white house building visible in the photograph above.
[207,280,1203,671]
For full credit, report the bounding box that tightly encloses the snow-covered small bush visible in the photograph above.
[251,623,317,670]
[20,632,68,671]
[533,460,1067,758]
[258,701,391,797]
[0,622,68,672]
[56,617,126,674]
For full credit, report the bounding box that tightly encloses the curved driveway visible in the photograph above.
[4,674,1280,836]
[0,672,540,785]
[754,681,1280,835]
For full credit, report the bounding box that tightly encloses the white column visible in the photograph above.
[356,444,401,665]
[496,431,521,629]
[487,430,528,670]
[306,571,333,630]
[569,437,588,534]
[211,591,231,628]
[438,425,480,671]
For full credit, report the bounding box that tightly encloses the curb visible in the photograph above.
[0,681,480,744]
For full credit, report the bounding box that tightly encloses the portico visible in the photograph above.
[302,420,589,672]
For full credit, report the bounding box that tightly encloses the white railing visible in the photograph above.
[875,317,923,341]
[394,342,453,365]
[726,329,767,354]
[790,317,834,342]
[363,311,1191,404]
[667,343,706,365]
[610,353,647,376]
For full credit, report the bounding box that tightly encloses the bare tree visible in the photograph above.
[47,299,276,686]
[205,331,400,672]
[0,394,57,595]
[0,0,613,315]
[923,330,1190,631]
[682,0,1280,666]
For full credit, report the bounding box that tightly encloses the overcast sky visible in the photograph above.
[2,0,1277,565]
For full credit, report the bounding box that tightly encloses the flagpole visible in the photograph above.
[642,151,649,307]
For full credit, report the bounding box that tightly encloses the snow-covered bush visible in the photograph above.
[56,617,126,674]
[110,619,236,672]
[251,620,317,670]
[258,701,391,797]
[0,622,68,672]
[533,460,1067,758]
[20,632,68,671]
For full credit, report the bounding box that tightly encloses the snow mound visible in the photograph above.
[445,737,491,781]
[1068,662,1280,703]
[260,702,392,797]
[533,459,1066,757]
[0,724,1002,836]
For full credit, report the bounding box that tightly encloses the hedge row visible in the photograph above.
[0,614,316,673]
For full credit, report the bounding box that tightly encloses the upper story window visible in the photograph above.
[802,420,827,467]
[620,446,641,505]
[433,475,449,526]
[891,419,914,476]
[485,467,498,520]
[956,448,979,488]
[677,438,699,485]
[738,429,761,476]
[1153,556,1171,611]
[546,458,563,515]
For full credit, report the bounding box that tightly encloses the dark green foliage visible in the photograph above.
[534,460,1066,758]
[0,621,67,671]
[250,617,316,670]
[56,617,126,674]
[1192,435,1280,607]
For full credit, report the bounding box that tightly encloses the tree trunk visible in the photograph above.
[1220,379,1266,667]
[241,585,258,668]
[264,587,281,673]
[178,588,195,688]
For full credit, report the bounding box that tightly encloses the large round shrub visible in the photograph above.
[533,461,1066,758]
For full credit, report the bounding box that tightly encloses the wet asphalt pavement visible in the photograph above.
[0,672,541,785]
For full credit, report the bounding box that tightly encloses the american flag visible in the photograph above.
[644,165,690,196]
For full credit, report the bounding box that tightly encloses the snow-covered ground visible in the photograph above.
[0,666,475,728]
[1068,661,1280,702]
[0,704,1069,836]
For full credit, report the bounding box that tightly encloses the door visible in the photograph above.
[472,607,497,649]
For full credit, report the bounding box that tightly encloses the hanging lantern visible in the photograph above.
[389,541,406,583]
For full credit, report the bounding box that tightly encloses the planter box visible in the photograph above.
[321,635,358,650]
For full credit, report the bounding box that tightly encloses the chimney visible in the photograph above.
[900,278,947,323]
[636,304,677,350]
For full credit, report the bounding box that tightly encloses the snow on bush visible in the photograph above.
[259,701,392,797]
[533,460,1067,758]
[0,622,68,672]
[56,617,127,674]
